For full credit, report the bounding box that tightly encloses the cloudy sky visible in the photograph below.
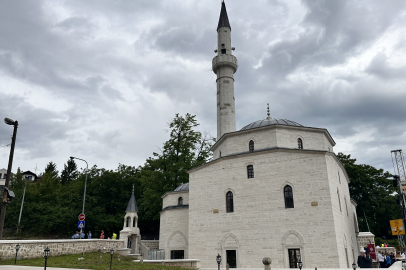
[1,0,405,175]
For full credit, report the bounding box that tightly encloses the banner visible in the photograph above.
[368,244,376,261]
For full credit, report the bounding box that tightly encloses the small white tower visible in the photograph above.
[213,0,238,139]
[119,186,141,256]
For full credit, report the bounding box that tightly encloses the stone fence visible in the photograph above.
[0,239,122,260]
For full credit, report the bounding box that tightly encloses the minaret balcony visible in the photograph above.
[212,55,238,74]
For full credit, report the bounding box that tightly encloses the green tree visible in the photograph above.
[337,152,400,238]
[61,158,78,185]
[44,162,59,179]
[139,113,214,220]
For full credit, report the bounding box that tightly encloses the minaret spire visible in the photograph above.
[217,1,231,30]
[213,1,238,139]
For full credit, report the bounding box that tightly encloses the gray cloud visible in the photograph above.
[0,0,405,174]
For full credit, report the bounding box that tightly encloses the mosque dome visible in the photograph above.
[241,118,303,131]
[174,182,189,192]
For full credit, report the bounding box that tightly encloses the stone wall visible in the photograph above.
[0,239,122,260]
[141,240,159,250]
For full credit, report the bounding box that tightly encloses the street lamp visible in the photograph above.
[298,259,303,270]
[44,246,50,270]
[70,156,88,239]
[0,117,18,239]
[14,244,20,264]
[110,248,114,270]
[352,262,357,270]
[216,253,221,270]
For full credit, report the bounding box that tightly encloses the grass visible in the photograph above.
[0,252,193,270]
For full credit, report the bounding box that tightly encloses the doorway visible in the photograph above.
[226,250,237,268]
[288,249,301,268]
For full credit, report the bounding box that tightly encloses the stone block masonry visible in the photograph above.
[0,239,122,260]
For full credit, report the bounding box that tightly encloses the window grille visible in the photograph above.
[247,165,254,178]
[249,140,254,152]
[284,185,294,208]
[297,138,303,149]
[226,191,234,213]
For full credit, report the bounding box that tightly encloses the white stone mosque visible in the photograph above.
[156,1,362,269]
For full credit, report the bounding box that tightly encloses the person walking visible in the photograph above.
[357,250,372,268]
[100,230,105,239]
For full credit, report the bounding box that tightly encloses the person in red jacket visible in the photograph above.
[100,230,105,239]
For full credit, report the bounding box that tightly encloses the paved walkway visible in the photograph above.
[0,266,90,270]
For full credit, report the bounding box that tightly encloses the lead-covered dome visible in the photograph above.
[174,183,189,191]
[241,118,302,131]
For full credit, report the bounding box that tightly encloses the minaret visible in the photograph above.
[213,1,238,139]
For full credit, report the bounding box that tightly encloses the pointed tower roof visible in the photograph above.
[217,1,231,31]
[125,185,138,212]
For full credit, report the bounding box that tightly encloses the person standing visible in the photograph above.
[378,251,385,268]
[386,253,391,267]
[357,250,372,268]
[100,230,105,239]
[87,231,92,239]
[112,232,117,240]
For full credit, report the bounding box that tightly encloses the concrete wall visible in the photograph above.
[0,239,122,259]
[188,149,349,268]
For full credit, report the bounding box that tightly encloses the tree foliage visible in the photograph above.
[3,113,213,239]
[337,152,400,238]
[61,158,78,186]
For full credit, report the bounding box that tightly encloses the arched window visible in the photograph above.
[226,191,234,213]
[247,165,254,178]
[297,138,303,149]
[249,140,254,152]
[337,189,342,212]
[126,216,131,227]
[178,197,183,206]
[345,196,348,216]
[133,217,137,227]
[220,151,222,157]
[284,185,294,208]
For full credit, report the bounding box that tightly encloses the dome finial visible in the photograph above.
[266,103,272,120]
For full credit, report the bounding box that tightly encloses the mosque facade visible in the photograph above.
[159,2,360,268]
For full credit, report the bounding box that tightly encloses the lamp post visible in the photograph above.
[110,248,114,270]
[216,253,221,270]
[352,262,357,270]
[44,246,50,270]
[298,259,303,270]
[14,244,20,264]
[0,118,18,239]
[70,156,88,239]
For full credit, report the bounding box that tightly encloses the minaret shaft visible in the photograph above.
[213,2,237,139]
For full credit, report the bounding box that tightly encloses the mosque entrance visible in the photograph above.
[288,249,301,268]
[226,250,237,268]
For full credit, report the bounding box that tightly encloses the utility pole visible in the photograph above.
[0,118,18,239]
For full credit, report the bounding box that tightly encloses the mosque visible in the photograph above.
[158,2,360,268]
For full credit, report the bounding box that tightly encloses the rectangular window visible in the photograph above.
[221,49,226,54]
[247,165,254,178]
[3,174,7,179]
[226,250,237,268]
[170,250,184,259]
[288,249,301,268]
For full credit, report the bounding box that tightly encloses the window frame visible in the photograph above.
[178,197,183,206]
[247,165,254,178]
[226,191,234,213]
[297,138,303,149]
[249,140,254,152]
[284,185,294,208]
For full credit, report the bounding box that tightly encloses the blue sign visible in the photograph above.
[78,220,85,229]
